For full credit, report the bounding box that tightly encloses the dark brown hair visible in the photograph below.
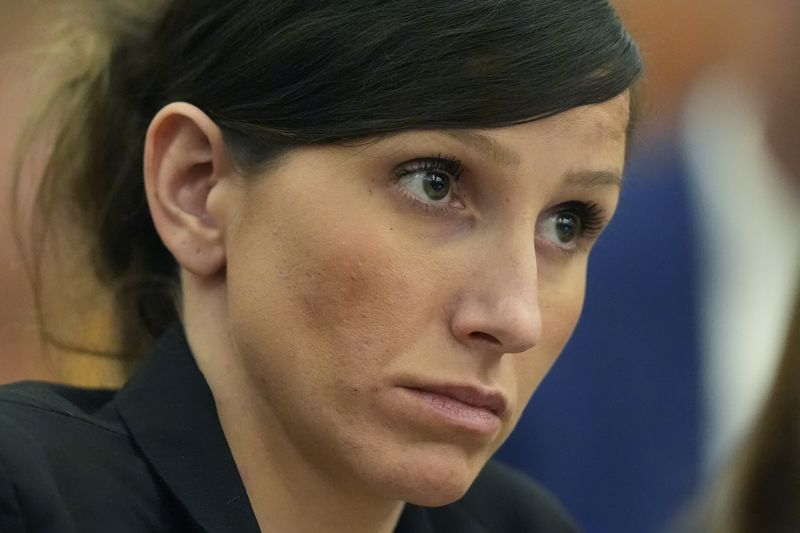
[717,290,800,532]
[19,0,642,366]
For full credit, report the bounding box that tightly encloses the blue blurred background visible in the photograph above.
[496,1,800,531]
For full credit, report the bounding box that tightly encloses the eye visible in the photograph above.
[552,212,581,243]
[392,155,465,213]
[539,201,606,253]
[422,174,450,201]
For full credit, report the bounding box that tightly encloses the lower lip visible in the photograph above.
[399,388,501,437]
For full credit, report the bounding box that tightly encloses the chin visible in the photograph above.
[374,445,485,507]
[402,483,471,508]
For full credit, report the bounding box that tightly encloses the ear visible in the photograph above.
[144,102,236,278]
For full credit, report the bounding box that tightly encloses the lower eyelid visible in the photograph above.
[391,169,469,216]
[393,185,453,216]
[534,236,581,258]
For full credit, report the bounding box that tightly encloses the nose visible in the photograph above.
[449,241,543,355]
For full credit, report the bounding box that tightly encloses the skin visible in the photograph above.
[0,2,125,386]
[145,92,630,533]
[612,0,730,124]
[0,4,56,383]
[613,0,800,183]
[748,0,800,182]
[710,0,800,184]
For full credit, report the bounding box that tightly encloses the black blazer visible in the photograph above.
[0,326,581,533]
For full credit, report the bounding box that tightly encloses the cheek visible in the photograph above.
[293,233,419,357]
[510,271,586,406]
[233,206,438,387]
[542,269,587,343]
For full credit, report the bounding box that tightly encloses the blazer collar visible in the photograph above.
[115,325,261,533]
[113,324,477,533]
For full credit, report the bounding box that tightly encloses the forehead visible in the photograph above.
[534,93,631,143]
[468,93,631,166]
[288,93,632,179]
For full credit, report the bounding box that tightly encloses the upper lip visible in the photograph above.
[402,382,509,418]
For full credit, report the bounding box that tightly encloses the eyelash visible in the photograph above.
[560,201,606,238]
[545,201,608,256]
[393,154,465,182]
[391,155,465,216]
[390,155,609,249]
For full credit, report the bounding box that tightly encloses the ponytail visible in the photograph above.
[14,0,173,370]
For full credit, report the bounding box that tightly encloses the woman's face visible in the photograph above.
[221,93,630,505]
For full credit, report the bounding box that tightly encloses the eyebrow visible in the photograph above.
[441,130,521,168]
[563,169,622,189]
[439,129,622,188]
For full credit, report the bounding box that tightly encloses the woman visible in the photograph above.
[681,1,800,530]
[0,0,641,531]
[697,298,800,532]
[0,0,130,387]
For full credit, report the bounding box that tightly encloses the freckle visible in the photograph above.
[353,387,359,393]
[389,227,393,231]
[195,248,201,254]
[505,196,510,204]
[368,188,373,194]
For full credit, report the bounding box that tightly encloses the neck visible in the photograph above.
[182,273,405,533]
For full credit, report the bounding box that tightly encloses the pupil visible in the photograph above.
[423,174,449,200]
[556,214,578,242]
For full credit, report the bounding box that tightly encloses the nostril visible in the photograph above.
[469,331,502,345]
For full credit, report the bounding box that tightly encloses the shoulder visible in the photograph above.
[0,381,115,533]
[0,381,169,532]
[434,460,582,532]
[0,380,124,442]
[0,379,117,414]
[0,392,69,533]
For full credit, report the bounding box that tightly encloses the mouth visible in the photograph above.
[396,382,508,437]
[405,383,507,416]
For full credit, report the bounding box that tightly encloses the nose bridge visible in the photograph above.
[452,226,543,355]
[491,229,542,338]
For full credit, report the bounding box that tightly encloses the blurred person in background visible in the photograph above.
[0,1,127,386]
[0,2,61,382]
[690,0,800,531]
[496,1,800,532]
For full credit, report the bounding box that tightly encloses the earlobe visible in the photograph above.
[144,102,235,278]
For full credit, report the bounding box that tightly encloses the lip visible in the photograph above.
[394,381,509,437]
[402,383,508,418]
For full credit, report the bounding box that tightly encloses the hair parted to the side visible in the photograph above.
[19,0,642,366]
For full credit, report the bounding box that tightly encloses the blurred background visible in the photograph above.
[3,2,800,532]
[498,1,800,532]
[0,1,126,388]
